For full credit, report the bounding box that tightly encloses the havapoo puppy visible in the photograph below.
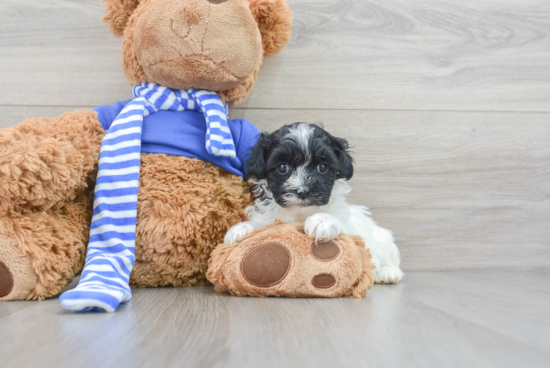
[224,123,403,284]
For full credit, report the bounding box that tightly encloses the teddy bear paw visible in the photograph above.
[209,222,376,298]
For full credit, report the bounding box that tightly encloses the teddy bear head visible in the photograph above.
[103,0,292,105]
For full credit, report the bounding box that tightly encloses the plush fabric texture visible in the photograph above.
[123,0,262,92]
[0,194,93,301]
[207,222,375,298]
[60,83,242,312]
[0,236,35,301]
[0,112,102,301]
[102,0,141,37]
[130,154,251,288]
[133,0,263,92]
[112,0,292,105]
[0,111,104,213]
[248,0,293,57]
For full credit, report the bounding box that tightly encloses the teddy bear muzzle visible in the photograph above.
[133,0,263,91]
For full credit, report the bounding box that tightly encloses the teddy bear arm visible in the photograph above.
[0,110,105,212]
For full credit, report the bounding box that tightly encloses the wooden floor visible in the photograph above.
[1,270,549,368]
[1,0,549,367]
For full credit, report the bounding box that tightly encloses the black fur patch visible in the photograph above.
[245,123,354,208]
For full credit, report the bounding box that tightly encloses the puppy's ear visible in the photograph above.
[245,132,272,180]
[330,135,354,180]
[102,0,141,37]
[248,0,293,57]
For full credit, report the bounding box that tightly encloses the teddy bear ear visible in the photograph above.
[102,0,141,38]
[248,0,293,57]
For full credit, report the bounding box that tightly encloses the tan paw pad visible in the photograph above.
[312,273,336,289]
[241,242,291,287]
[311,240,341,262]
[0,260,14,298]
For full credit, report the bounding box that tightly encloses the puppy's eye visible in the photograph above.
[277,163,290,174]
[317,163,329,174]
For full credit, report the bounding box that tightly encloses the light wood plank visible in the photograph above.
[0,106,92,129]
[1,271,550,368]
[246,0,550,111]
[1,0,549,111]
[2,106,549,271]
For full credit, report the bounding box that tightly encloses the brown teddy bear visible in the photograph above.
[0,0,292,312]
[207,221,375,298]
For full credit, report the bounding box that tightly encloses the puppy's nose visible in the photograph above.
[297,187,310,199]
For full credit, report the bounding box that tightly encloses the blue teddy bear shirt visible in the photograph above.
[94,100,260,178]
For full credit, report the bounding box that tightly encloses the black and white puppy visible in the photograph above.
[224,123,403,284]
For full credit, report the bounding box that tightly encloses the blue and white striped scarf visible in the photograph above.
[60,82,235,312]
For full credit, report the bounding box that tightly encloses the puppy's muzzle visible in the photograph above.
[296,187,310,200]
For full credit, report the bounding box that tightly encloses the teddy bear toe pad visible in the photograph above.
[311,240,341,261]
[312,273,337,289]
[0,260,14,298]
[241,242,291,287]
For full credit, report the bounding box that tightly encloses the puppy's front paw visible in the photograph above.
[224,222,255,246]
[304,213,344,241]
[374,266,404,284]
